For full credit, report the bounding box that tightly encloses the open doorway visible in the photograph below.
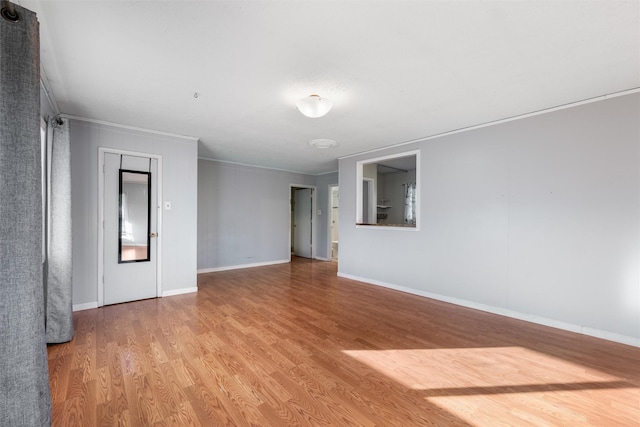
[362,178,375,224]
[290,185,316,259]
[329,185,339,261]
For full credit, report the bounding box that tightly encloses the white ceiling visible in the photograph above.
[18,0,640,175]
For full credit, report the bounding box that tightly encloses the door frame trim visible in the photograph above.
[327,184,339,261]
[98,147,163,307]
[289,184,316,261]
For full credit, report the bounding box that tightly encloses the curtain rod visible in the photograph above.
[51,116,64,128]
[1,0,20,22]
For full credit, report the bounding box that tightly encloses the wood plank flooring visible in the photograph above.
[49,258,640,426]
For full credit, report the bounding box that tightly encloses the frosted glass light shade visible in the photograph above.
[296,94,333,118]
[309,139,338,149]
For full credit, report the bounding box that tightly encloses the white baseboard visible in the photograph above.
[198,259,289,274]
[162,287,198,297]
[337,272,640,348]
[73,302,98,312]
[73,288,197,309]
[314,256,331,261]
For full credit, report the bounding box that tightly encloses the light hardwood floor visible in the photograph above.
[49,258,640,426]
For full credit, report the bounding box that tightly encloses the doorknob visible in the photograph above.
[150,232,157,238]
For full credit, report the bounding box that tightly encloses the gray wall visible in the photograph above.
[339,93,640,345]
[70,120,198,306]
[198,159,317,270]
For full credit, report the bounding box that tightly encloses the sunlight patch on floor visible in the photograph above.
[343,347,619,390]
[342,347,637,425]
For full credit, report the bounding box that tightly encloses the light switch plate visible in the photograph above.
[164,201,172,210]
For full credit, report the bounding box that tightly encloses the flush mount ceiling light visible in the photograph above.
[296,94,333,118]
[309,139,338,149]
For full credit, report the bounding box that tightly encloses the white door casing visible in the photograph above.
[329,185,339,261]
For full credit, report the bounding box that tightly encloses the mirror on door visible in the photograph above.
[119,170,151,263]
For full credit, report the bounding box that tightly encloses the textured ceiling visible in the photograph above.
[19,0,640,174]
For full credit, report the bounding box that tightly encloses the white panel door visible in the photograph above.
[104,153,158,305]
[293,188,312,258]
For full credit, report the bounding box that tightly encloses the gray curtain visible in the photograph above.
[0,4,52,426]
[45,117,73,343]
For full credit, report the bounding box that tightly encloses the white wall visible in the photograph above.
[339,93,640,346]
[198,159,318,270]
[40,84,56,119]
[70,120,198,306]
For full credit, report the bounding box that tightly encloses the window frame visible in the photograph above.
[355,149,420,231]
[41,119,47,263]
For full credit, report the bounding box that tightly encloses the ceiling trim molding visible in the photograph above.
[339,87,640,161]
[315,169,339,177]
[61,114,200,142]
[198,156,318,176]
